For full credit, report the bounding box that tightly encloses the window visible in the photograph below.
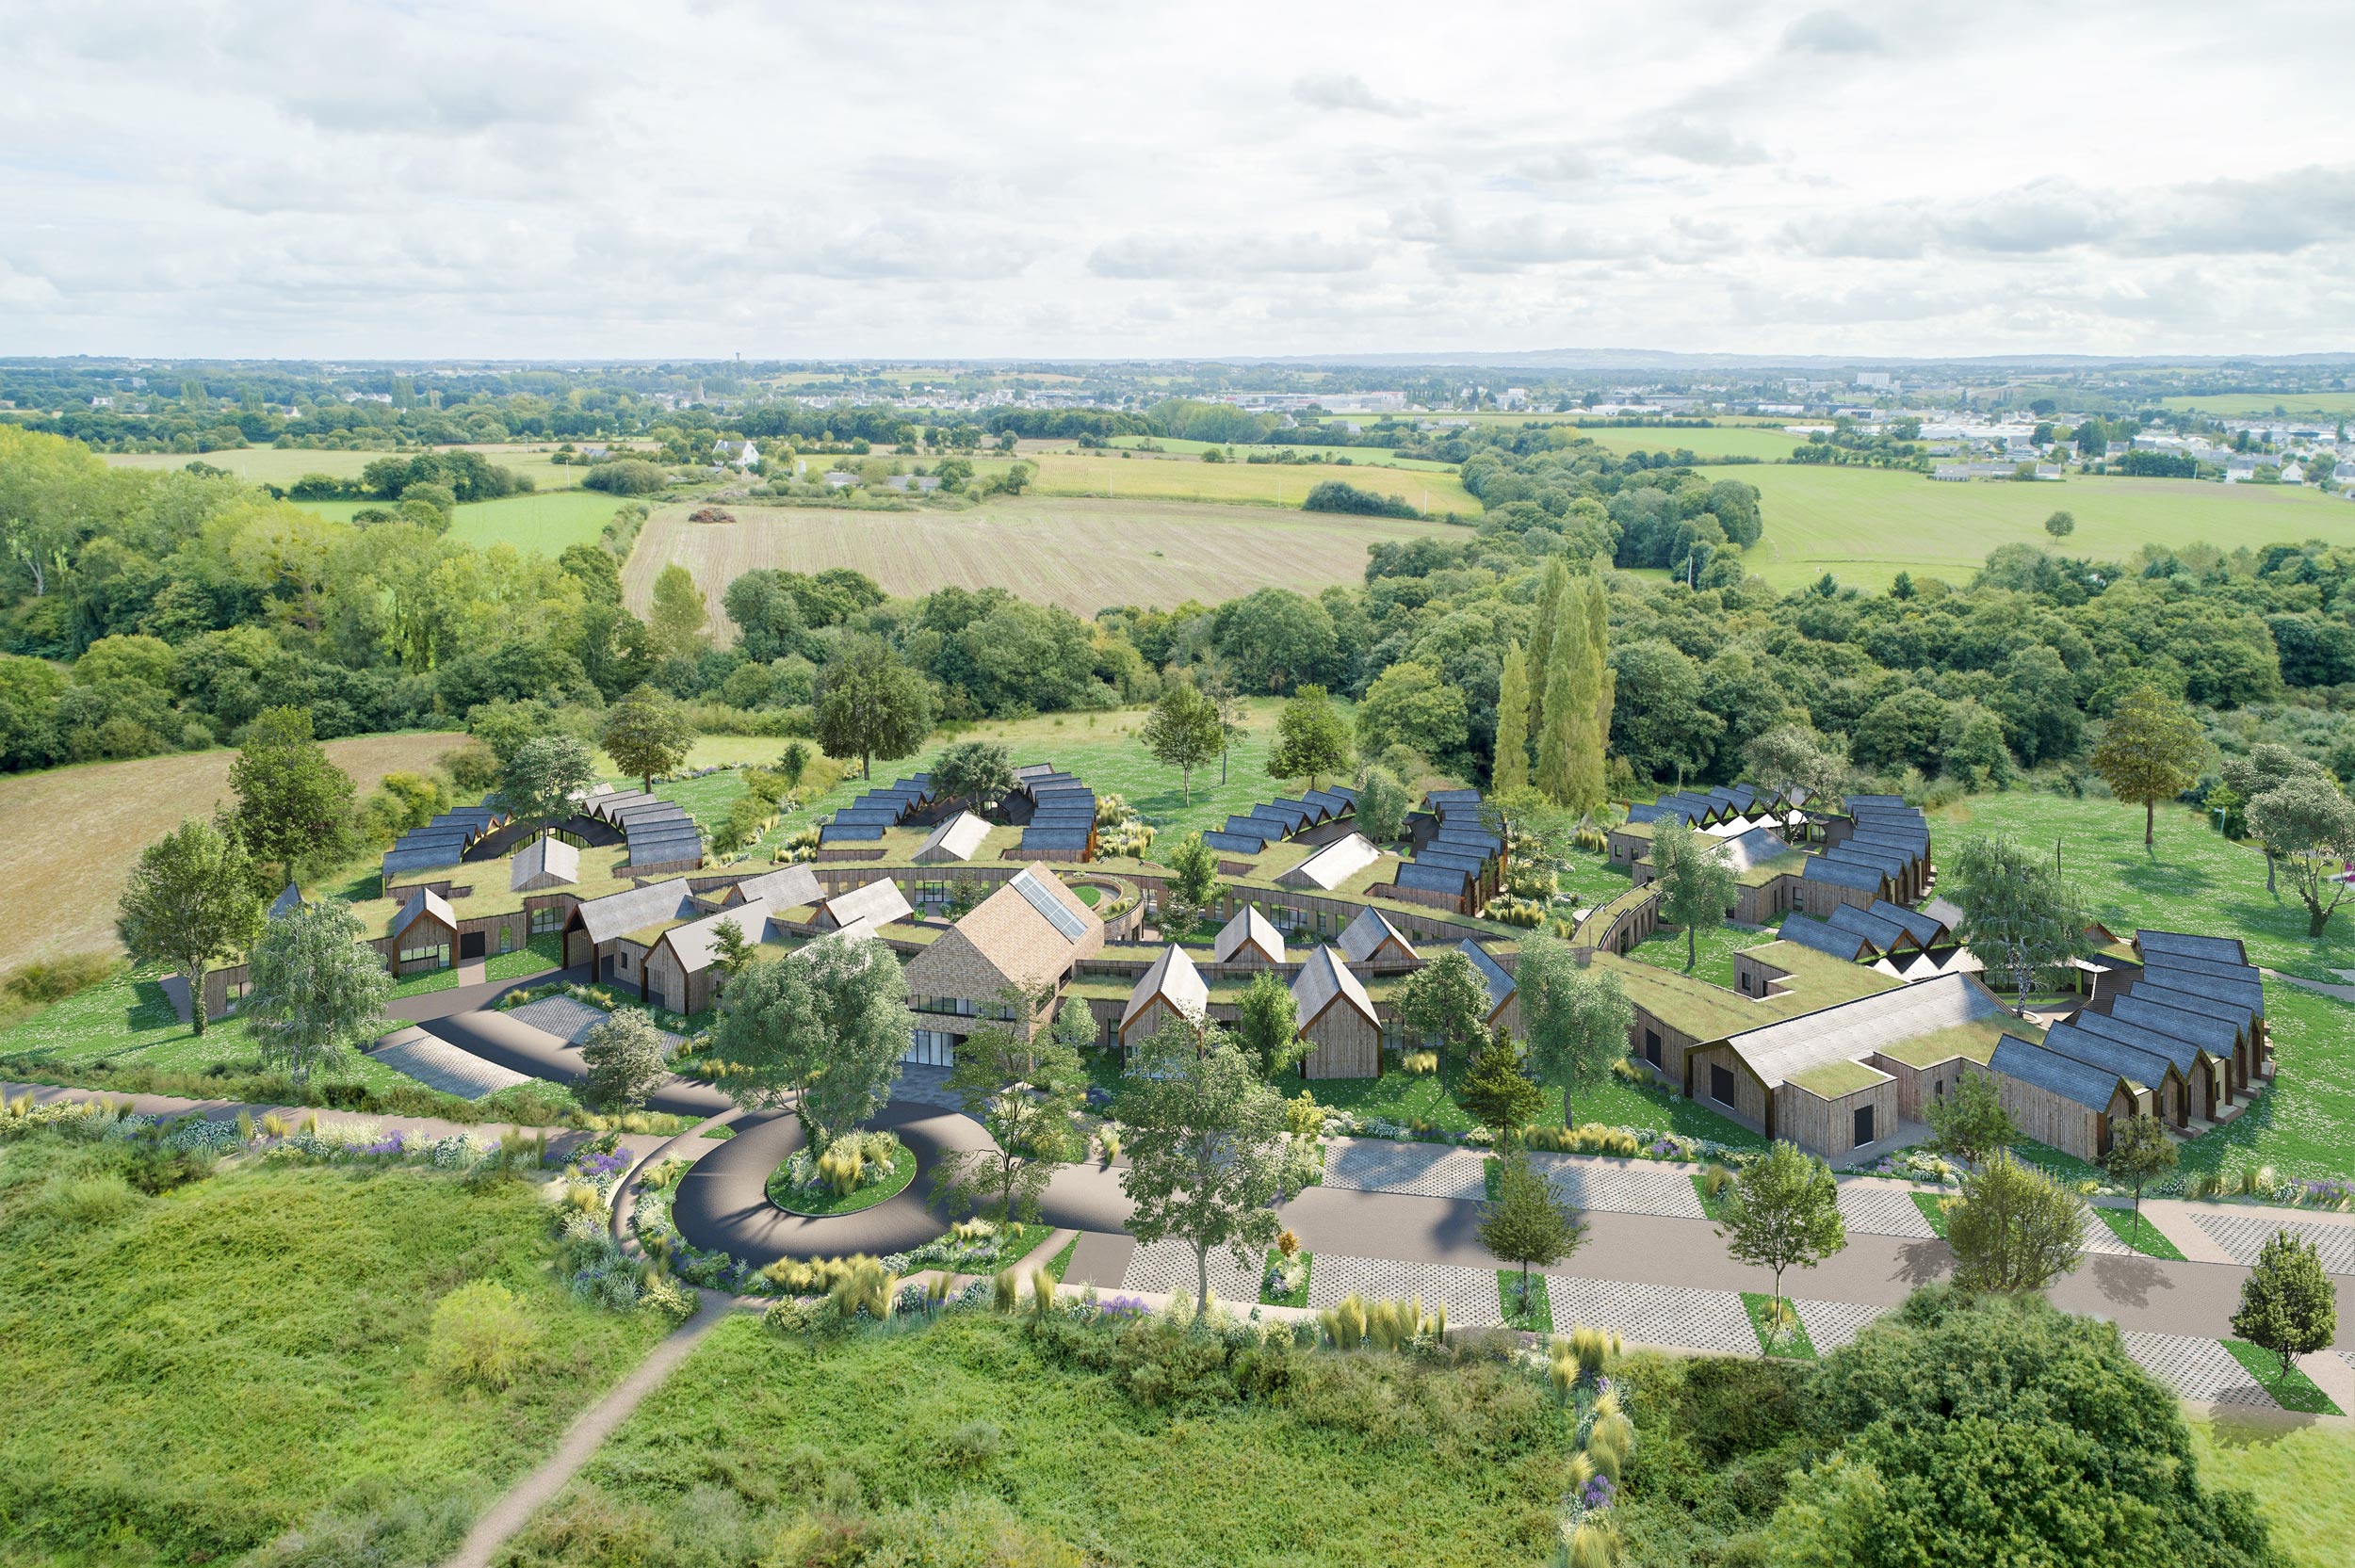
[618,951,630,973]
[530,906,564,934]
[1710,1064,1736,1106]
[1853,1105,1876,1146]
[499,927,514,954]
[904,1028,957,1067]
[1644,1029,1662,1067]
[1738,971,1750,994]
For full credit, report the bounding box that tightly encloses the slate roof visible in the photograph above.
[1825,902,1916,952]
[2041,1020,2174,1093]
[1455,939,1517,1013]
[1870,898,1948,947]
[1303,789,1356,817]
[1123,944,1208,1030]
[1922,896,1967,932]
[1292,945,1376,1028]
[1721,973,2005,1091]
[1776,913,1877,962]
[510,834,579,889]
[1337,905,1416,965]
[268,883,304,919]
[2136,952,2260,985]
[1395,862,1470,897]
[820,878,914,929]
[1202,831,1275,853]
[819,823,887,843]
[1280,832,1382,891]
[661,899,777,975]
[391,886,457,939]
[571,879,699,945]
[2136,929,2249,967]
[1213,905,1288,964]
[2083,1002,2233,1067]
[1989,1033,2133,1113]
[725,863,822,907]
[2137,967,2264,1018]
[1803,857,1887,893]
[1219,816,1279,846]
[2134,978,2261,1030]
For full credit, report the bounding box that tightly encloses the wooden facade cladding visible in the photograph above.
[1298,996,1383,1080]
[1960,1059,2143,1161]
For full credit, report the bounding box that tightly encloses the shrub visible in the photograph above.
[426,1281,543,1390]
[639,1273,696,1324]
[3,952,116,1007]
[764,1296,820,1335]
[1302,479,1421,518]
[580,459,669,495]
[41,1172,141,1225]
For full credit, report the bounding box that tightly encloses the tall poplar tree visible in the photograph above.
[1525,556,1571,733]
[1535,618,1580,805]
[1493,642,1532,794]
[1583,575,1615,780]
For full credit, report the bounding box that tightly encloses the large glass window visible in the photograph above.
[904,1028,957,1067]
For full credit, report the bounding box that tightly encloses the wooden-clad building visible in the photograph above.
[1336,905,1418,967]
[1213,905,1288,967]
[1119,944,1208,1051]
[1291,946,1382,1079]
[1971,1035,2145,1160]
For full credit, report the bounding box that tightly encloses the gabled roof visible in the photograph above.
[1455,939,1516,1013]
[392,886,457,938]
[1990,1034,2135,1113]
[724,863,822,907]
[1825,901,1917,953]
[268,883,304,919]
[2084,1001,2233,1066]
[1292,945,1376,1029]
[915,811,992,863]
[1922,896,1967,932]
[1776,913,1876,962]
[571,878,700,945]
[1122,944,1208,1030]
[1213,905,1288,964]
[1220,816,1279,845]
[1721,972,2005,1091]
[1716,825,1800,873]
[1280,832,1382,891]
[2041,1020,2174,1094]
[1870,898,1947,947]
[511,834,579,890]
[1395,862,1470,896]
[660,899,775,976]
[1337,905,1417,965]
[1803,856,1887,893]
[906,866,1103,995]
[820,878,914,928]
[2129,951,2257,986]
[2134,978,2261,1029]
[2138,965,2263,1017]
[2136,929,2249,966]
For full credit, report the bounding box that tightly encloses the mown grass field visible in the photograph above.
[2162,392,2355,418]
[622,495,1450,621]
[1099,435,1460,472]
[295,489,628,556]
[974,451,1481,515]
[0,1130,670,1568]
[501,1312,1578,1568]
[0,731,471,972]
[101,443,603,493]
[1576,426,1802,461]
[2191,1415,2355,1568]
[1708,463,2355,591]
[1935,791,2355,1179]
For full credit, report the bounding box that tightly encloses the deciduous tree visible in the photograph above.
[815,633,934,780]
[2232,1227,2338,1382]
[1924,1071,2020,1167]
[2244,772,2355,937]
[712,938,910,1150]
[600,685,694,795]
[1267,684,1351,788]
[242,897,393,1082]
[228,705,359,879]
[499,733,595,832]
[934,983,1088,1226]
[1480,1148,1584,1321]
[646,563,708,659]
[581,1007,672,1111]
[1115,1021,1304,1313]
[1717,1140,1846,1337]
[2101,1114,2178,1243]
[2088,684,2207,848]
[1396,947,1494,1058]
[1515,932,1635,1125]
[1947,1153,2086,1295]
[1352,765,1409,844]
[1160,832,1223,935]
[1232,968,1305,1078]
[117,816,265,1037]
[928,738,1014,809]
[1140,680,1224,805]
[1651,820,1738,972]
[1945,834,2094,1006]
[1742,723,1848,805]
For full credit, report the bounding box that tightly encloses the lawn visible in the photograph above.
[2191,1414,2355,1567]
[2219,1340,2343,1416]
[622,493,1453,621]
[0,731,471,973]
[2162,392,2355,418]
[500,1312,1578,1568]
[0,1129,671,1567]
[1577,426,1803,461]
[99,443,604,493]
[1935,793,2355,981]
[1624,919,1763,990]
[2093,1205,2187,1260]
[1697,462,2355,592]
[976,451,1482,515]
[296,489,626,556]
[1741,1292,1816,1360]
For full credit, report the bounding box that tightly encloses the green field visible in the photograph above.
[500,1311,1580,1568]
[2192,1415,2355,1567]
[2161,393,2355,419]
[296,489,627,555]
[1936,791,2355,1179]
[1578,426,1803,461]
[1706,463,2355,591]
[101,444,601,493]
[975,451,1481,515]
[1101,435,1460,472]
[0,1129,670,1567]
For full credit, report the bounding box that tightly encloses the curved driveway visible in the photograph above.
[418,1008,735,1119]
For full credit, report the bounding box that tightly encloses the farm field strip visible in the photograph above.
[1703,463,2355,591]
[622,494,1450,620]
[1098,435,1461,471]
[291,489,628,554]
[974,451,1480,513]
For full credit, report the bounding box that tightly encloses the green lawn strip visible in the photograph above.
[481,933,565,982]
[1261,1252,1311,1308]
[1625,920,1758,990]
[505,1312,1582,1566]
[990,1222,1056,1275]
[2009,1136,2110,1188]
[2220,1339,2344,1415]
[1498,1268,1552,1334]
[1691,1172,1732,1222]
[1911,1190,1953,1237]
[1742,1292,1817,1360]
[390,966,461,996]
[765,1144,918,1216]
[1044,1235,1080,1285]
[2093,1204,2188,1260]
[0,1131,671,1567]
[700,1123,736,1140]
[2190,1413,2355,1564]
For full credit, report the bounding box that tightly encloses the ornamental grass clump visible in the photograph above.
[824,1257,899,1322]
[426,1281,543,1391]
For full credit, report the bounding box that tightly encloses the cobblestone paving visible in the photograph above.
[1526,1155,1706,1219]
[2192,1211,2355,1273]
[1307,1253,1505,1328]
[1837,1187,1940,1238]
[2120,1331,2275,1408]
[1322,1138,1489,1200]
[370,1033,530,1100]
[2080,1208,2136,1257]
[1545,1275,1759,1355]
[1795,1297,1889,1352]
[509,995,683,1051]
[1120,1237,1262,1303]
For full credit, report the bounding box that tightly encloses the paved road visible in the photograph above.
[416,1008,734,1119]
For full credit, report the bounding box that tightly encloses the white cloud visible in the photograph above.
[0,0,2350,356]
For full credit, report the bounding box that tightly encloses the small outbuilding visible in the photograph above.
[510,833,580,892]
[1120,944,1209,1051]
[1212,905,1288,967]
[915,812,993,865]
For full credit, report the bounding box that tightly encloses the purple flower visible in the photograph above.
[1583,1474,1615,1509]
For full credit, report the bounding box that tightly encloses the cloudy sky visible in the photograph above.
[4,0,2350,361]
